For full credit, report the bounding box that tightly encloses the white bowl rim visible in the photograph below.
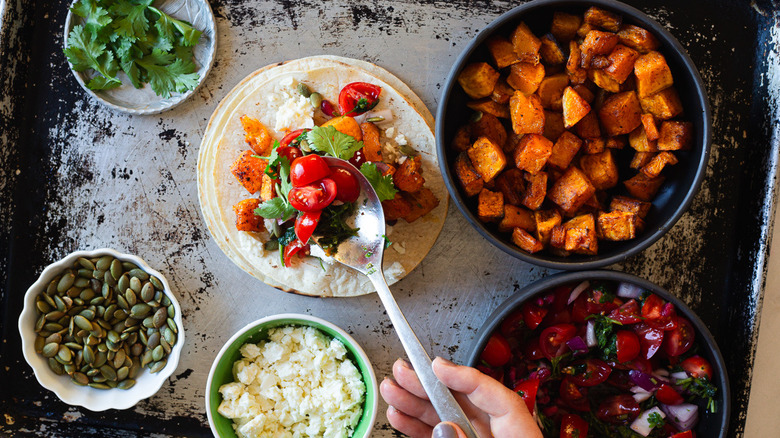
[18,248,186,411]
[205,313,379,438]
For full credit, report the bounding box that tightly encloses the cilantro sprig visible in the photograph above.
[64,0,203,98]
[359,162,398,201]
[306,126,363,160]
[675,375,718,413]
[254,156,296,221]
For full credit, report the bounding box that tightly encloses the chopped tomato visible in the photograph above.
[550,285,574,311]
[290,155,331,187]
[564,358,611,387]
[608,299,643,325]
[559,377,590,411]
[642,294,677,330]
[540,324,577,360]
[523,337,544,361]
[481,333,512,367]
[513,379,540,413]
[681,355,714,380]
[277,146,302,164]
[522,302,549,329]
[560,414,589,438]
[570,293,590,323]
[633,322,664,360]
[280,128,310,147]
[663,316,695,357]
[288,178,337,212]
[595,394,641,424]
[586,288,622,314]
[338,82,381,116]
[349,148,366,168]
[615,330,641,363]
[500,309,525,337]
[655,383,684,405]
[329,167,360,203]
[670,431,694,438]
[282,240,307,267]
[294,210,321,244]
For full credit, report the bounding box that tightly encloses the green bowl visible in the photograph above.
[206,314,378,438]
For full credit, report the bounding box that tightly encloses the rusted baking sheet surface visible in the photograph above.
[0,0,777,436]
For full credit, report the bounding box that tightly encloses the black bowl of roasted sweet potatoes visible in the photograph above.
[436,0,711,269]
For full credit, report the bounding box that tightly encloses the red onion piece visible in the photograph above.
[617,282,644,299]
[566,336,589,355]
[630,407,666,436]
[629,369,661,392]
[660,403,699,431]
[568,280,590,304]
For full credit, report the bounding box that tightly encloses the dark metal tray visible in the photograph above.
[1,0,777,436]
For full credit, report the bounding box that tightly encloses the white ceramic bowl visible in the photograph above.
[19,248,185,411]
[206,314,379,438]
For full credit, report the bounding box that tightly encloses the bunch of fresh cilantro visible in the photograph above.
[63,0,203,98]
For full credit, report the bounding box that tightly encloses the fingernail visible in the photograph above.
[397,358,412,369]
[435,356,455,366]
[433,423,458,438]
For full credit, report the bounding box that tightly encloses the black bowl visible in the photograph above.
[436,0,712,269]
[465,270,730,437]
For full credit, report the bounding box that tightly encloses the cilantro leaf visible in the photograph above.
[110,0,152,40]
[314,203,359,252]
[150,7,202,46]
[88,74,122,90]
[307,126,363,160]
[647,412,665,429]
[64,25,122,89]
[135,49,199,98]
[254,156,295,221]
[264,141,282,179]
[360,162,398,201]
[70,0,112,34]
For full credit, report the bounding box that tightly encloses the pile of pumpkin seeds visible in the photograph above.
[33,254,179,390]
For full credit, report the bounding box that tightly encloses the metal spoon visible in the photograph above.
[311,157,479,438]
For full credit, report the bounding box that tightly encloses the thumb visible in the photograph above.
[432,422,469,438]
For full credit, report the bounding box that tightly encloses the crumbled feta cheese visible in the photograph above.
[384,127,395,137]
[393,242,406,254]
[263,79,315,132]
[218,326,366,438]
[394,133,408,146]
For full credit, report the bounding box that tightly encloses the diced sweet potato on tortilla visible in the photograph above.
[634,51,674,98]
[233,198,264,232]
[624,173,666,201]
[534,209,562,246]
[495,168,525,206]
[511,22,542,64]
[548,131,582,170]
[561,214,599,254]
[599,91,642,136]
[522,171,548,210]
[584,7,622,32]
[566,41,587,84]
[657,121,693,150]
[508,62,546,95]
[322,116,362,141]
[260,174,277,201]
[451,125,472,152]
[580,30,619,66]
[240,115,274,156]
[468,136,507,183]
[467,98,511,119]
[582,138,606,154]
[491,79,516,105]
[486,36,520,69]
[579,149,619,190]
[499,204,536,232]
[458,62,501,99]
[562,86,592,128]
[640,87,683,120]
[552,12,582,42]
[478,188,504,222]
[548,166,596,214]
[540,34,566,65]
[454,152,483,197]
[539,74,570,110]
[514,134,553,174]
[471,112,508,147]
[604,44,640,84]
[231,150,268,194]
[383,193,412,221]
[510,91,545,135]
[543,111,565,141]
[618,24,660,53]
[641,151,678,178]
[394,156,425,193]
[401,188,440,223]
[630,151,656,169]
[574,111,602,139]
[512,227,544,253]
[610,195,651,218]
[360,122,383,162]
[597,211,639,241]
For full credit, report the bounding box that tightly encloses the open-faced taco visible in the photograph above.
[198,56,448,297]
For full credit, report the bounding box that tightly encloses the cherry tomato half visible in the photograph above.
[277,146,302,164]
[615,330,641,363]
[290,155,331,187]
[655,383,684,405]
[560,414,589,438]
[663,316,695,357]
[349,148,366,168]
[670,431,695,438]
[681,355,714,380]
[338,82,381,116]
[523,337,545,361]
[608,299,643,325]
[540,324,576,360]
[564,359,611,387]
[280,128,310,147]
[329,167,360,203]
[522,302,549,330]
[500,309,525,337]
[633,322,664,360]
[596,394,641,424]
[512,379,540,413]
[283,240,307,267]
[559,377,590,411]
[481,333,512,367]
[642,294,677,330]
[288,178,337,212]
[294,210,321,244]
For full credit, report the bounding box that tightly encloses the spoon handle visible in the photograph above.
[368,271,480,438]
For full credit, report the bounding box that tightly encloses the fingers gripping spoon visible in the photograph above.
[310,157,479,438]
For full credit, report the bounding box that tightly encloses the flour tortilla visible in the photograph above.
[197,56,448,297]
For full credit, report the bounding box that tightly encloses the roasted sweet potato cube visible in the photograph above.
[534,209,562,246]
[514,134,553,174]
[567,41,587,84]
[597,211,638,241]
[548,166,596,214]
[491,79,515,105]
[499,204,536,232]
[583,138,606,155]
[504,132,523,155]
[512,228,544,253]
[581,192,606,212]
[454,152,483,197]
[451,125,472,152]
[260,174,277,201]
[322,115,362,141]
[402,188,440,223]
[657,121,693,151]
[507,62,546,96]
[478,188,504,222]
[394,156,425,193]
[360,122,383,162]
[598,91,642,136]
[495,168,525,206]
[551,12,582,42]
[471,112,508,147]
[590,55,611,70]
[606,136,627,149]
[584,6,622,32]
[641,151,679,178]
[543,111,565,141]
[231,150,268,194]
[511,22,542,64]
[510,91,545,135]
[486,36,520,69]
[383,193,413,221]
[550,225,566,249]
[458,62,501,99]
[629,126,658,152]
[624,173,666,201]
[639,87,683,120]
[634,51,673,98]
[581,30,619,66]
[538,74,570,110]
[233,198,264,232]
[563,214,599,254]
[641,114,660,141]
[540,34,566,65]
[572,84,595,103]
[468,136,507,183]
[610,195,651,218]
[467,98,511,119]
[240,115,274,155]
[580,149,619,190]
[588,69,621,93]
[630,151,656,169]
[577,23,595,39]
[604,44,640,83]
[562,86,592,128]
[574,111,602,139]
[618,24,660,53]
[522,171,548,210]
[548,131,582,170]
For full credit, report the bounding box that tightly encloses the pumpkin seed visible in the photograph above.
[63,363,77,374]
[79,288,95,301]
[79,309,96,320]
[54,295,66,312]
[66,286,81,298]
[124,317,139,327]
[64,342,82,351]
[116,365,129,381]
[125,289,137,307]
[150,276,164,291]
[36,299,51,314]
[42,292,56,308]
[117,274,130,294]
[73,315,93,331]
[44,322,64,332]
[57,345,72,362]
[89,278,101,293]
[103,270,117,287]
[131,303,151,318]
[72,372,89,386]
[34,336,46,353]
[73,277,89,288]
[77,268,92,278]
[140,282,155,302]
[128,269,149,281]
[92,269,104,280]
[147,332,160,350]
[90,296,105,306]
[77,257,96,270]
[94,351,107,368]
[96,255,113,271]
[107,330,121,344]
[310,92,323,108]
[44,333,62,344]
[160,338,171,354]
[149,359,167,374]
[114,350,126,369]
[117,294,129,310]
[46,279,59,296]
[42,343,59,358]
[110,259,123,280]
[83,345,95,364]
[118,379,136,389]
[91,375,107,384]
[141,350,153,367]
[101,282,111,299]
[121,262,136,271]
[45,310,65,321]
[89,383,110,390]
[153,307,167,329]
[57,272,75,293]
[167,318,177,333]
[164,331,177,347]
[129,276,142,294]
[48,358,65,375]
[35,315,45,332]
[143,317,155,328]
[131,343,143,357]
[152,345,164,362]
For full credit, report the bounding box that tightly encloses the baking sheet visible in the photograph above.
[0,0,777,436]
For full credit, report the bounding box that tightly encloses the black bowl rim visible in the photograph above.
[435,0,713,270]
[464,270,730,437]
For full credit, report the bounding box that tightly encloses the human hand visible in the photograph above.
[379,357,543,438]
